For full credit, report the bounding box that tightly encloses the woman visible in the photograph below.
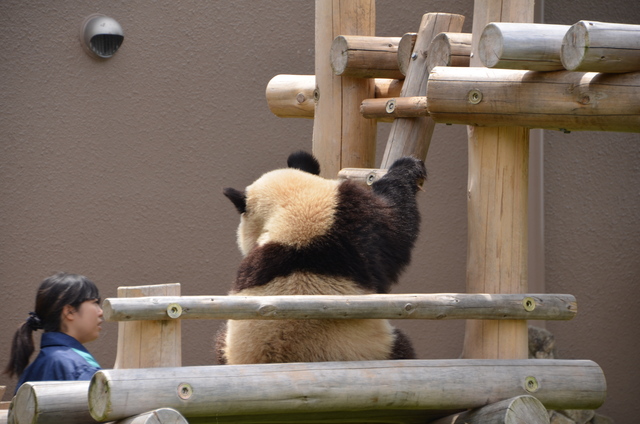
[5,272,104,392]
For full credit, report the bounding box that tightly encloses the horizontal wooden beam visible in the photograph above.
[337,167,388,184]
[561,20,640,73]
[361,96,428,119]
[397,32,417,76]
[103,293,577,322]
[427,32,471,72]
[479,23,569,71]
[116,408,188,424]
[330,35,404,79]
[9,381,189,424]
[427,66,640,133]
[430,395,548,424]
[88,359,606,422]
[186,410,444,424]
[265,75,402,119]
[264,74,316,119]
[11,381,94,424]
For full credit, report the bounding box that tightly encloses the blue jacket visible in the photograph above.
[16,332,101,392]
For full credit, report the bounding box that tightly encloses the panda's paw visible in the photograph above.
[386,157,427,190]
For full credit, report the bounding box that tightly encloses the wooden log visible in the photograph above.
[266,75,403,119]
[374,77,403,98]
[312,0,377,177]
[478,23,570,71]
[9,382,188,424]
[337,167,388,184]
[102,293,577,322]
[561,21,640,73]
[114,283,181,369]
[426,67,640,133]
[265,74,316,119]
[430,395,549,424]
[397,32,417,76]
[380,13,465,168]
[360,99,395,123]
[463,0,534,362]
[330,35,404,79]
[427,32,472,73]
[115,408,188,424]
[4,403,12,424]
[9,381,93,424]
[360,96,428,120]
[186,409,449,424]
[88,359,606,422]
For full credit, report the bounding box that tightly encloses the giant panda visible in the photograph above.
[216,151,426,365]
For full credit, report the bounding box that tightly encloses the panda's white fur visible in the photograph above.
[237,168,339,255]
[224,273,394,364]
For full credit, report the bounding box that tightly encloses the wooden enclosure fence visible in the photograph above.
[5,283,607,424]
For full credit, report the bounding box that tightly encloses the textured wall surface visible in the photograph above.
[0,0,638,421]
[542,1,640,421]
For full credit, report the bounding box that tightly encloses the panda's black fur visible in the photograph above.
[217,151,426,365]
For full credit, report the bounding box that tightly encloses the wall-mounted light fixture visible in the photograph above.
[81,14,124,59]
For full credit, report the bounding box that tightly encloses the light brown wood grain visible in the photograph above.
[431,395,549,424]
[427,67,640,133]
[463,0,534,362]
[478,23,570,71]
[312,0,377,177]
[397,32,417,76]
[427,32,472,73]
[88,359,606,422]
[10,381,92,424]
[330,35,403,79]
[561,21,640,73]
[266,75,403,119]
[380,13,465,167]
[115,408,188,424]
[360,96,428,120]
[114,283,181,369]
[103,293,577,322]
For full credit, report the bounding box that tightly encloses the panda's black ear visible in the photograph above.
[223,187,247,214]
[287,151,320,175]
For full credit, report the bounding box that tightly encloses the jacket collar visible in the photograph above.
[40,331,89,353]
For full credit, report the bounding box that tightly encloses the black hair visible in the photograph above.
[4,272,100,378]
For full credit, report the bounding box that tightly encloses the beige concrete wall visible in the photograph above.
[0,1,637,421]
[542,2,640,422]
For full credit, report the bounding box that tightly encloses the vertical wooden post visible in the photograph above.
[462,0,534,360]
[114,283,182,369]
[313,0,377,177]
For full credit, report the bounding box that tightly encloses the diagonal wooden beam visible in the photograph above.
[380,13,464,167]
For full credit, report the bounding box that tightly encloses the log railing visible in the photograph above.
[6,284,604,424]
[103,293,577,322]
[89,359,605,423]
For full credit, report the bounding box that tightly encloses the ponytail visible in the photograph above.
[4,319,38,378]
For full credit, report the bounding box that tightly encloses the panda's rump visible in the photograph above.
[223,272,396,364]
[225,318,395,364]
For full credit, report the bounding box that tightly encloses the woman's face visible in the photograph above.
[64,299,103,344]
